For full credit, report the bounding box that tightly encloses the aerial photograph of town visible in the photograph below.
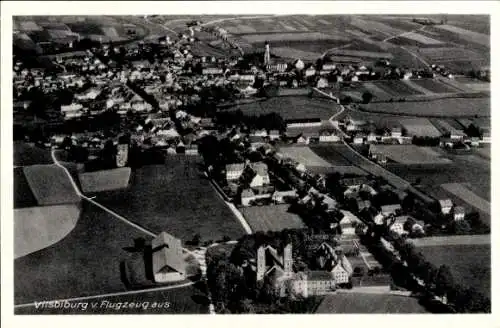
[10,10,491,315]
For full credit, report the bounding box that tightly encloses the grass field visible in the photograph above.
[362,97,490,117]
[79,168,132,193]
[14,167,39,208]
[371,80,423,97]
[14,142,53,166]
[14,201,151,304]
[434,24,489,47]
[94,157,246,242]
[241,32,347,43]
[441,183,490,215]
[370,145,451,165]
[418,244,490,297]
[399,118,442,137]
[15,284,208,314]
[15,204,81,259]
[240,204,305,232]
[279,146,333,168]
[23,164,80,206]
[410,79,460,94]
[272,47,321,61]
[402,32,443,45]
[310,145,357,166]
[316,293,427,313]
[326,49,393,59]
[232,97,341,121]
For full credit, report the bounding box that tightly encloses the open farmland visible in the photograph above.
[419,47,486,64]
[15,204,81,259]
[311,145,359,166]
[418,244,490,297]
[94,157,246,242]
[15,201,150,304]
[316,293,427,313]
[410,79,461,93]
[240,204,305,232]
[15,284,208,314]
[326,49,393,59]
[441,183,490,215]
[362,97,490,117]
[23,164,80,206]
[350,17,406,39]
[79,168,132,193]
[232,97,341,121]
[371,80,423,97]
[241,32,348,43]
[369,145,451,165]
[279,146,333,168]
[400,32,443,45]
[433,24,489,47]
[272,47,321,61]
[14,142,53,166]
[14,167,38,208]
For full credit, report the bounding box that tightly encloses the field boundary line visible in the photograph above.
[14,280,197,309]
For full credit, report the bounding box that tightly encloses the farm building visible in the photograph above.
[151,232,186,283]
[291,271,336,297]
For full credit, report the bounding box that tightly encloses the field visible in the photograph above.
[371,80,423,97]
[23,164,80,206]
[278,146,333,168]
[272,47,321,61]
[14,204,81,259]
[399,118,442,137]
[14,142,53,166]
[232,97,341,121]
[441,183,490,215]
[418,244,490,297]
[240,204,305,232]
[326,49,393,59]
[93,157,246,242]
[409,235,490,247]
[370,145,451,165]
[410,79,460,94]
[315,293,427,313]
[401,32,443,45]
[434,24,489,47]
[79,168,132,193]
[15,201,151,304]
[14,167,38,208]
[362,97,490,117]
[419,47,486,64]
[310,145,357,166]
[241,32,347,43]
[15,284,208,314]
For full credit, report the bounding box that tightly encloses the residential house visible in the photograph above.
[226,163,245,182]
[388,216,409,236]
[353,134,364,145]
[381,204,402,217]
[240,162,271,188]
[391,127,402,138]
[268,130,281,141]
[152,232,186,283]
[339,210,362,236]
[453,206,465,221]
[439,199,453,215]
[319,129,340,143]
[272,190,298,204]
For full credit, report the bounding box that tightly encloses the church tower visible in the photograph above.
[256,245,266,281]
[264,41,271,66]
[283,243,293,274]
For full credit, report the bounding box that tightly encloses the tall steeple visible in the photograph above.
[264,41,271,66]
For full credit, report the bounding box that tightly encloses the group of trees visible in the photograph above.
[393,238,490,312]
[215,110,286,132]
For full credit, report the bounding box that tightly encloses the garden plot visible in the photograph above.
[279,146,333,168]
[369,145,451,165]
[241,205,305,233]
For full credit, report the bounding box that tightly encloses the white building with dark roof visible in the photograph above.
[151,232,186,283]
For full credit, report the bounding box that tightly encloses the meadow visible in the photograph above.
[94,156,246,242]
[241,204,306,233]
[316,293,427,313]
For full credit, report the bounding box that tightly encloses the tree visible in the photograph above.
[362,91,373,104]
[435,265,454,296]
[191,233,202,246]
[450,219,471,235]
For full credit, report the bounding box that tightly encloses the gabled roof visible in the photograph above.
[152,232,185,275]
[439,199,453,208]
[226,163,245,173]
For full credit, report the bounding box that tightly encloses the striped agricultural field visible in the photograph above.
[279,146,333,168]
[318,19,332,25]
[403,31,443,45]
[278,21,297,31]
[441,183,490,215]
[401,79,435,95]
[434,24,489,47]
[362,82,393,99]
